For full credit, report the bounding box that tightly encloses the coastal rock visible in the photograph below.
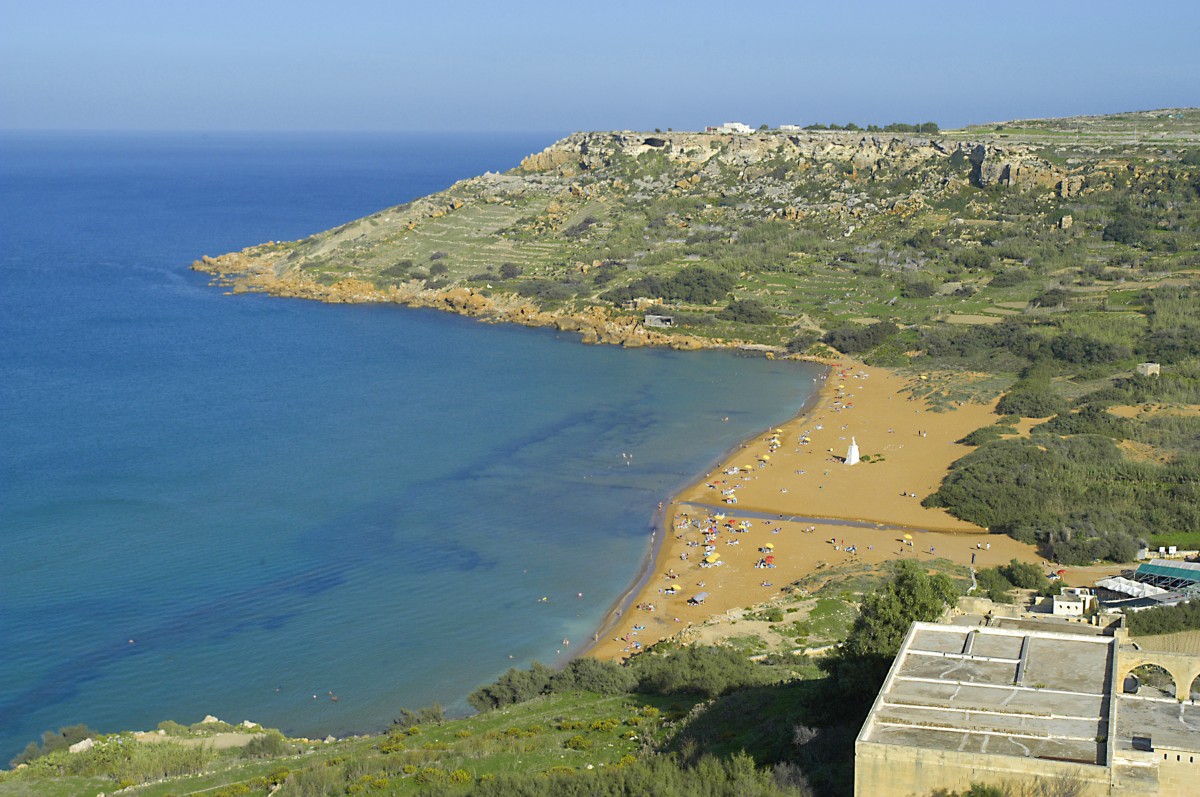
[202,715,221,724]
[68,738,95,753]
[438,287,491,315]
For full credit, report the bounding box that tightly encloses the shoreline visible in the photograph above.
[576,367,832,660]
[192,261,1040,664]
[585,360,1042,662]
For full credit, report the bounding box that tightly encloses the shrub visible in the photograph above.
[1126,601,1200,636]
[1033,288,1071,308]
[989,268,1029,288]
[156,720,188,736]
[468,662,554,711]
[1103,207,1149,245]
[953,248,993,270]
[10,724,98,766]
[786,331,819,353]
[900,277,937,298]
[629,645,775,697]
[999,559,1048,590]
[498,263,523,280]
[549,658,638,695]
[820,561,958,711]
[822,322,898,355]
[601,266,735,305]
[717,298,776,324]
[563,735,591,751]
[975,568,1015,603]
[997,388,1067,418]
[241,731,289,759]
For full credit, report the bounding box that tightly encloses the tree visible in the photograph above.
[717,298,776,324]
[1103,206,1148,245]
[820,561,957,707]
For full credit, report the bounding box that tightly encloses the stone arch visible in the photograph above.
[1125,663,1175,698]
[1191,672,1200,702]
[1117,648,1200,701]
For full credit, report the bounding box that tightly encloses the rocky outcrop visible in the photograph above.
[192,254,720,353]
[969,144,1063,189]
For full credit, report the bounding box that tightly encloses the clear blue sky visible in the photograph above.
[2,0,1197,132]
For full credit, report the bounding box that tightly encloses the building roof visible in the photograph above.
[1097,576,1169,598]
[1134,559,1200,590]
[858,623,1112,765]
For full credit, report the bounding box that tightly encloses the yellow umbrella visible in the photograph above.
[763,543,774,550]
[759,454,771,461]
[704,554,720,563]
[714,513,726,520]
[774,429,783,434]
[903,533,913,540]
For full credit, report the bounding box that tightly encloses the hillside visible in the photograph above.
[195,109,1200,560]
[194,109,1200,354]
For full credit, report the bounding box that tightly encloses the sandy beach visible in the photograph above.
[588,361,1042,661]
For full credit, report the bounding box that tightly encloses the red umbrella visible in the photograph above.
[1056,569,1067,576]
[765,555,776,563]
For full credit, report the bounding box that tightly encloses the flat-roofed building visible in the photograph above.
[855,621,1200,796]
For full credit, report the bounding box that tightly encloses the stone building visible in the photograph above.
[855,621,1200,796]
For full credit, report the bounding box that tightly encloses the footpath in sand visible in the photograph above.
[588,363,1041,661]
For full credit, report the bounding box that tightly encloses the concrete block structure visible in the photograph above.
[855,621,1200,796]
[1136,362,1161,377]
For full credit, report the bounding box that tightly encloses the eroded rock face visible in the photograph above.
[968,143,1063,189]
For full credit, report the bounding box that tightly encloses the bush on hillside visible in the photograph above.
[717,299,776,325]
[820,561,958,709]
[628,645,776,698]
[467,662,555,711]
[822,322,897,354]
[1126,601,1200,636]
[549,658,639,695]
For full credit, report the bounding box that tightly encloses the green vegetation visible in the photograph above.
[974,559,1053,602]
[159,108,1200,795]
[1126,601,1200,636]
[819,560,958,712]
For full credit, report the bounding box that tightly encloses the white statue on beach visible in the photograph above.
[846,437,860,466]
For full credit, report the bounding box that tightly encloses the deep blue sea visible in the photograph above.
[0,131,821,759]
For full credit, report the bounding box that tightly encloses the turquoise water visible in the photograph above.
[0,132,821,758]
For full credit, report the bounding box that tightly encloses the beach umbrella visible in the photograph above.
[704,554,720,563]
[903,533,913,540]
[759,454,771,461]
[1057,569,1067,576]
[714,513,726,520]
[763,543,774,550]
[765,555,776,563]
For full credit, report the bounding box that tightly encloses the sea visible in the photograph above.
[0,131,822,760]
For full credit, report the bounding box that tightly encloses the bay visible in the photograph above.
[0,132,820,758]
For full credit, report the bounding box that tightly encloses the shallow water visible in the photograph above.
[0,132,820,758]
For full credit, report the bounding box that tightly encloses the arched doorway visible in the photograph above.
[1125,663,1176,699]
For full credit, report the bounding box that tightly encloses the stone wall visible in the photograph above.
[855,740,1112,797]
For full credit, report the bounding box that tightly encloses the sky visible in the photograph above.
[2,0,1198,133]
